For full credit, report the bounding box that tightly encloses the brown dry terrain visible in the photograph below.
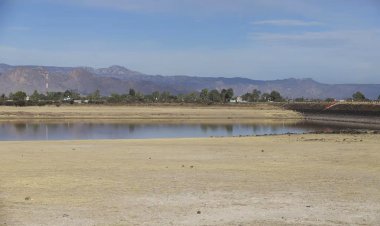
[1,134,380,225]
[0,105,300,122]
[0,106,379,225]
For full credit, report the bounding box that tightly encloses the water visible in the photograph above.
[0,120,372,141]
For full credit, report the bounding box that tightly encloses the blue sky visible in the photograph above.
[0,0,379,83]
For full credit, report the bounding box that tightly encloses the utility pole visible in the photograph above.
[37,67,49,95]
[44,70,49,95]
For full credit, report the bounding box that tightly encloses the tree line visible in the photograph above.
[0,88,236,106]
[241,89,285,102]
[0,89,378,107]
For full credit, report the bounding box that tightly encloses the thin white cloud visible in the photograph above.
[8,26,31,32]
[250,30,380,48]
[252,19,322,26]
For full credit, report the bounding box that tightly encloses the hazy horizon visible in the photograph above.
[0,0,379,84]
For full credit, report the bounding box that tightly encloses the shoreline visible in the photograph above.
[0,105,302,122]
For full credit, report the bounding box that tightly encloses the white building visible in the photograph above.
[230,96,247,103]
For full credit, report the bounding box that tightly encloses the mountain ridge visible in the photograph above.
[0,63,379,99]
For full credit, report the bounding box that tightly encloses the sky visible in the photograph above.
[0,0,379,84]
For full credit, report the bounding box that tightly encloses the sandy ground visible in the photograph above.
[1,134,380,225]
[0,105,300,122]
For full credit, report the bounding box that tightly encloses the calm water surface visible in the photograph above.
[0,120,372,141]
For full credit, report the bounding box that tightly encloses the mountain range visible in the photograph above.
[0,63,379,99]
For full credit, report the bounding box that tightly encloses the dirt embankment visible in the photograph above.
[285,103,380,125]
[285,102,380,116]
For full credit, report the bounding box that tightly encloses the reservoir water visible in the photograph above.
[0,120,373,141]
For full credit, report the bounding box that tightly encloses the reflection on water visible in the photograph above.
[0,121,372,141]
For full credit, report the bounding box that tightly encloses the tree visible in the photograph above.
[91,90,101,100]
[184,92,199,103]
[46,92,64,101]
[208,89,221,102]
[108,93,122,103]
[220,88,234,103]
[135,92,145,102]
[225,88,234,102]
[159,91,170,102]
[352,91,366,101]
[30,90,41,102]
[252,89,261,102]
[261,93,271,102]
[242,89,262,102]
[378,95,380,101]
[12,91,27,106]
[220,89,227,102]
[129,88,136,97]
[269,90,284,102]
[87,90,102,103]
[70,90,81,100]
[241,92,252,102]
[325,98,335,102]
[200,89,209,103]
[151,91,160,102]
[63,90,72,98]
[12,91,27,101]
[0,93,6,104]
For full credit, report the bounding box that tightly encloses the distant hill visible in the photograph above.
[0,63,379,99]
